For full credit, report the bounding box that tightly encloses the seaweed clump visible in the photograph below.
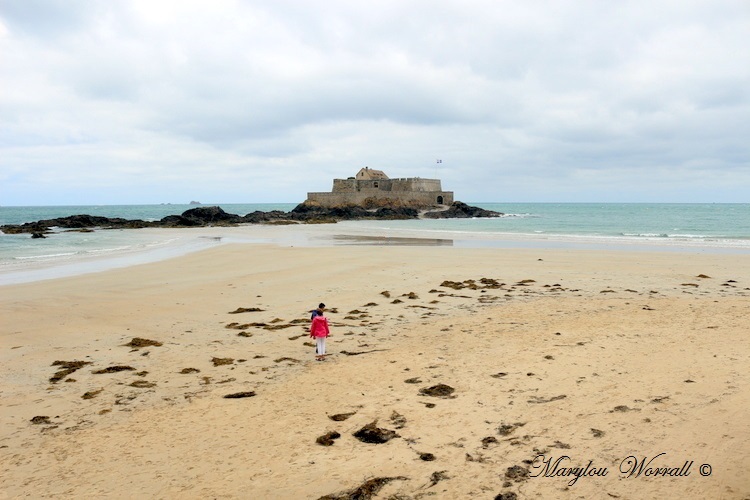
[49,360,91,383]
[318,476,408,500]
[353,421,398,444]
[123,338,163,348]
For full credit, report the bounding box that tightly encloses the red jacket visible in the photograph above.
[310,315,330,338]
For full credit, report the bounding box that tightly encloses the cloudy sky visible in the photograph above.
[1,0,748,205]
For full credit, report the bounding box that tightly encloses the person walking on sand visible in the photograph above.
[310,306,330,361]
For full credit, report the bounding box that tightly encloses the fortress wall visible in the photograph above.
[306,190,453,207]
[332,178,442,193]
[390,179,442,192]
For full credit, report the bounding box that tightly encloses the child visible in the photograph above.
[310,307,330,361]
[310,303,325,320]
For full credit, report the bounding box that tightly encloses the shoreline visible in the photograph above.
[2,222,749,286]
[2,242,748,498]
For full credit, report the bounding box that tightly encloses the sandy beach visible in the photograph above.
[1,229,749,499]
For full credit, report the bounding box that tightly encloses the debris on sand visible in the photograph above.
[273,357,300,363]
[404,377,422,384]
[428,470,450,487]
[226,322,265,329]
[495,492,518,500]
[419,452,436,461]
[212,357,234,367]
[390,411,407,429]
[527,394,566,404]
[353,421,399,444]
[497,422,526,436]
[82,389,103,400]
[223,391,256,399]
[262,323,296,330]
[481,436,499,447]
[340,349,388,356]
[123,338,162,348]
[328,412,356,422]
[49,360,91,383]
[316,431,341,446]
[505,465,529,482]
[92,365,136,374]
[318,476,408,500]
[129,380,156,388]
[180,368,200,374]
[228,307,264,314]
[419,384,455,398]
[30,416,52,425]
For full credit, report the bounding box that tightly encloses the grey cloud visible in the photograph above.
[1,0,749,204]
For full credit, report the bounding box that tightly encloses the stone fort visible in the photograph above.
[305,167,454,208]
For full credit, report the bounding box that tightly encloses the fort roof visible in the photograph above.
[355,167,389,180]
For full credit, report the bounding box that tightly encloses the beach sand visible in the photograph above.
[1,238,749,499]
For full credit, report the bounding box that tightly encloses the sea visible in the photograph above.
[1,203,749,285]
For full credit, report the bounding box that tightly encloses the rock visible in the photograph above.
[423,201,502,219]
[31,232,46,239]
[1,201,500,235]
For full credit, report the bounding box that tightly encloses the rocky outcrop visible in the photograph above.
[160,206,243,226]
[1,201,500,235]
[422,201,501,219]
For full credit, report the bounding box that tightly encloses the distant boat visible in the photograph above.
[189,201,202,205]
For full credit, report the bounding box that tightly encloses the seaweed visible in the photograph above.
[353,421,398,444]
[419,384,455,398]
[82,389,103,400]
[316,431,341,446]
[49,360,91,383]
[328,412,356,422]
[228,307,264,314]
[318,476,408,500]
[92,365,136,374]
[223,391,256,399]
[123,338,162,348]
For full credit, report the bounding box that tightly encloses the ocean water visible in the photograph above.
[1,203,749,284]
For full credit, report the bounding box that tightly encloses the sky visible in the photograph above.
[1,0,749,205]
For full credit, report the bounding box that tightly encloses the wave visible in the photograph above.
[15,252,78,260]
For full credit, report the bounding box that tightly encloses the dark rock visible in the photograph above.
[2,201,500,235]
[423,201,502,219]
[31,232,46,239]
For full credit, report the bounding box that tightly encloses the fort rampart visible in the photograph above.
[306,177,453,208]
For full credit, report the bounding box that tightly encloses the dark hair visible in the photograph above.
[318,303,325,309]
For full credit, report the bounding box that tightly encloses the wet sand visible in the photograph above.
[1,241,749,499]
